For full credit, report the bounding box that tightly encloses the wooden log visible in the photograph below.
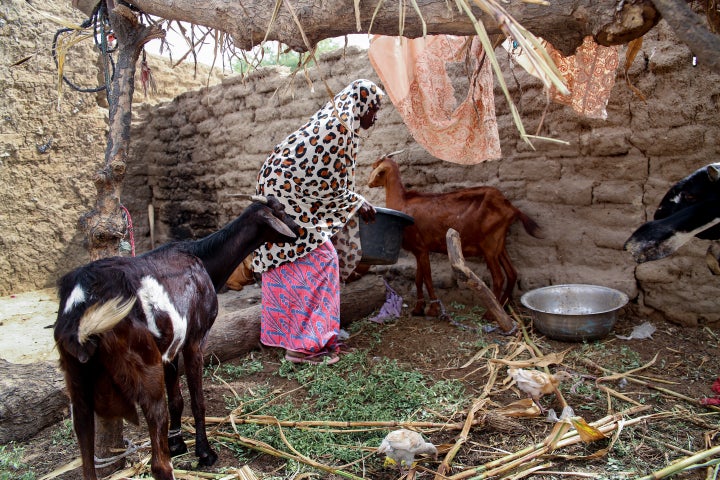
[0,359,68,444]
[339,273,387,328]
[445,228,516,333]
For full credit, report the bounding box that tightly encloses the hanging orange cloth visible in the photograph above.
[369,35,501,165]
[546,36,619,120]
[506,36,619,120]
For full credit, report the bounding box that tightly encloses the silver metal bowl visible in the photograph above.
[520,284,629,342]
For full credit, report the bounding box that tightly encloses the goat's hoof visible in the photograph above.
[169,440,188,457]
[197,449,218,467]
[152,466,176,480]
[411,307,425,316]
[426,304,441,317]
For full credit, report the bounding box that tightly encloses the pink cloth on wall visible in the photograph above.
[369,35,501,165]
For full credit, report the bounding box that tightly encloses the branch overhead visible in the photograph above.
[71,0,720,74]
[73,0,663,56]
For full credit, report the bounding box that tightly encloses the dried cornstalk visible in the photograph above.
[446,405,651,479]
[636,445,720,480]
[579,357,720,412]
[204,414,485,432]
[215,433,366,480]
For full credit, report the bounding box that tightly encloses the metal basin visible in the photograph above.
[358,207,414,265]
[520,284,629,342]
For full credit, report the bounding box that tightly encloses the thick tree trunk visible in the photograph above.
[78,2,163,260]
[1,275,386,443]
[73,0,720,73]
[75,1,165,467]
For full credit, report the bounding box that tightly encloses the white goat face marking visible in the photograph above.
[137,276,188,362]
[669,193,682,204]
[63,285,86,314]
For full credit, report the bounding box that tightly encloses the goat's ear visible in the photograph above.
[262,210,297,238]
[708,164,720,183]
[58,337,95,363]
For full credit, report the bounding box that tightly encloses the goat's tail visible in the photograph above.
[78,296,137,344]
[517,211,545,239]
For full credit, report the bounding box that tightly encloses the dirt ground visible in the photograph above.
[3,279,720,479]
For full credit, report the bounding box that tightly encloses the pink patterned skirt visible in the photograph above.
[260,240,340,355]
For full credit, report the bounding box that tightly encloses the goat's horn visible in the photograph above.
[226,194,268,204]
[385,149,405,158]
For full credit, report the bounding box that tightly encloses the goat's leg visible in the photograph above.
[498,249,517,306]
[164,359,188,457]
[183,344,218,467]
[61,358,99,480]
[485,254,507,305]
[411,254,427,315]
[138,366,175,480]
[418,252,442,317]
[70,395,98,480]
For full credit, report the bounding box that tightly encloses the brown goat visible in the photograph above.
[368,155,543,317]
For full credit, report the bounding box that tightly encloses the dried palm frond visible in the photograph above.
[263,0,284,44]
[624,37,647,101]
[408,0,428,37]
[354,0,362,31]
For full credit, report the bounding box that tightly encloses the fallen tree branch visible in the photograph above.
[445,228,516,333]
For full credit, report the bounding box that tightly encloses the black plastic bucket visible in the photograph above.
[358,207,414,265]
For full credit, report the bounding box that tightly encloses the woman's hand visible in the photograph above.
[358,202,376,222]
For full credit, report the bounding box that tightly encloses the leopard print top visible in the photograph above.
[252,79,385,279]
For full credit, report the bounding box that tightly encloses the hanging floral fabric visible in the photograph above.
[369,35,501,165]
[506,36,619,120]
[546,36,620,120]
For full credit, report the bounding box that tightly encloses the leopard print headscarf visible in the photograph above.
[253,79,385,279]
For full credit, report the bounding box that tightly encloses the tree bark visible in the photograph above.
[651,0,720,72]
[72,0,666,57]
[0,359,68,444]
[77,2,163,260]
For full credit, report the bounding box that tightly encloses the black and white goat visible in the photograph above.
[624,163,720,264]
[54,195,299,480]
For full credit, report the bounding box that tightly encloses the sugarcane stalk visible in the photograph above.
[435,400,485,479]
[215,433,365,480]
